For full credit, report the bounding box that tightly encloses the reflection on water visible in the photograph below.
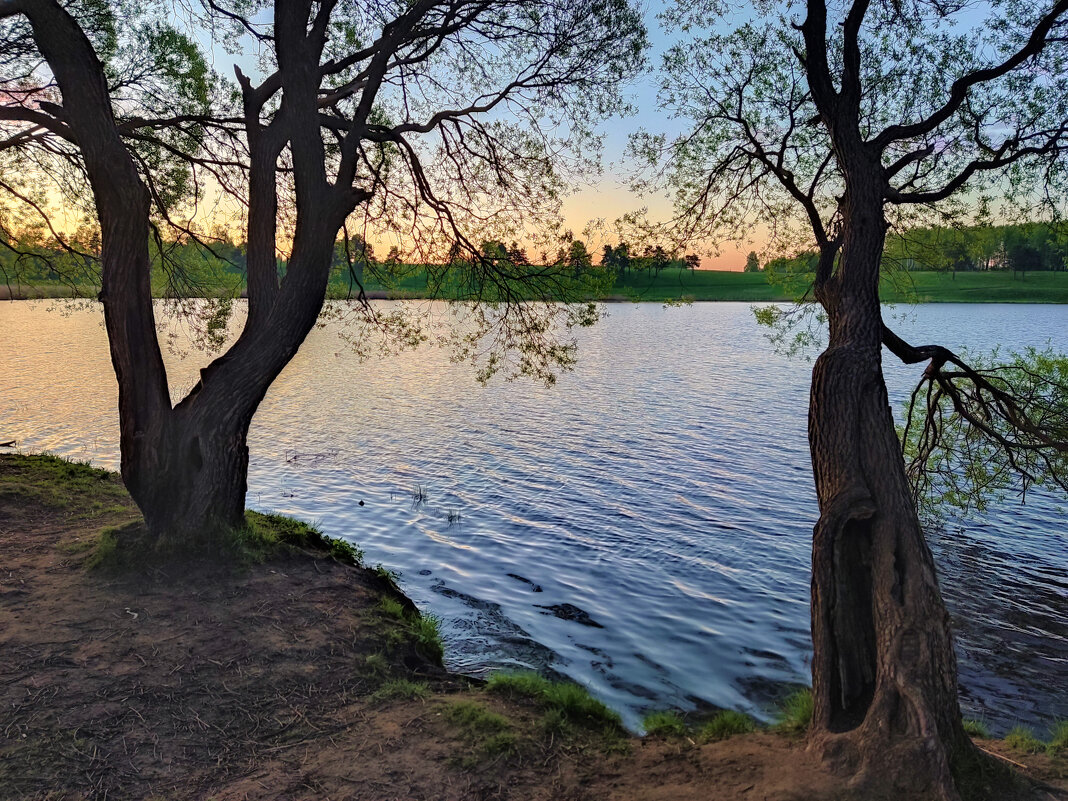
[1,300,1065,733]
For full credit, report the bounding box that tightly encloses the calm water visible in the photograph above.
[2,301,1065,734]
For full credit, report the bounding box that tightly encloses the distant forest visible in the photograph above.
[766,222,1068,277]
[2,221,1064,296]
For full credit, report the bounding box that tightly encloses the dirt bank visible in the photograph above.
[1,454,1064,800]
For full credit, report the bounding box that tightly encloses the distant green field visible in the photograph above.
[879,270,1068,304]
[607,269,791,302]
[6,267,1067,303]
[611,268,1068,303]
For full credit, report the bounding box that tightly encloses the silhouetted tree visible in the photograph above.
[653,0,1068,795]
[0,0,645,542]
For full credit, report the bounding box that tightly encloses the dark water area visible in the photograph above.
[2,301,1065,734]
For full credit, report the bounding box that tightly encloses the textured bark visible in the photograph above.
[807,163,972,800]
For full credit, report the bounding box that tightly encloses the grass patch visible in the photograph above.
[363,653,389,678]
[410,614,445,662]
[0,453,128,513]
[486,671,623,736]
[699,709,756,742]
[1004,726,1044,754]
[370,679,429,702]
[378,596,407,619]
[963,719,991,739]
[443,700,518,760]
[241,511,363,565]
[642,710,688,738]
[774,688,813,735]
[1048,720,1068,755]
[375,595,445,663]
[445,701,511,734]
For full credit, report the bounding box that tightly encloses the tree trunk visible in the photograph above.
[21,0,352,549]
[808,176,972,800]
[124,409,253,543]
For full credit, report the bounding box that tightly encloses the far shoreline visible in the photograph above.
[2,268,1067,304]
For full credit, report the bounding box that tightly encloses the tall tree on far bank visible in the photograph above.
[0,0,644,542]
[650,0,1068,797]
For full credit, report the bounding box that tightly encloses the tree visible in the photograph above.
[566,238,593,275]
[0,0,644,542]
[684,253,700,272]
[744,251,759,272]
[653,0,1068,796]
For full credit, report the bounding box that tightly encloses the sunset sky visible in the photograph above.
[194,3,759,271]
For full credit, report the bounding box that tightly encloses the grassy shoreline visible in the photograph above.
[4,269,1067,303]
[1,452,1066,800]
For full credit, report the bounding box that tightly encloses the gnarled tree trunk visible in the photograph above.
[808,171,972,799]
[22,0,353,546]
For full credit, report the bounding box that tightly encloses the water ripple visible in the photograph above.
[1,300,1065,734]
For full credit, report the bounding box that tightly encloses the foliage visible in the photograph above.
[744,252,760,273]
[443,701,518,757]
[241,511,364,565]
[376,595,445,662]
[900,347,1068,520]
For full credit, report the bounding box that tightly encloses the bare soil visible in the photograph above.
[1,454,1065,801]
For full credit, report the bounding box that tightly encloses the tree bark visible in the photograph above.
[21,0,355,547]
[808,163,972,800]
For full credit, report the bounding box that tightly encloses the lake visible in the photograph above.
[2,300,1065,734]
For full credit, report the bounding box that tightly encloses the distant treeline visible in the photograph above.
[3,223,1064,298]
[766,222,1068,276]
[0,229,704,297]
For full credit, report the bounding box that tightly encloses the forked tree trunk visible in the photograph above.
[23,0,349,548]
[808,179,972,800]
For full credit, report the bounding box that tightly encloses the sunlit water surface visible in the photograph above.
[2,300,1065,734]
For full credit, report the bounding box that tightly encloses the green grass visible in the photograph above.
[370,679,430,702]
[241,511,363,564]
[485,671,623,735]
[1004,725,1044,754]
[609,269,789,302]
[774,688,813,735]
[699,709,756,742]
[881,270,1068,303]
[443,701,518,759]
[0,453,127,512]
[376,595,445,663]
[1047,720,1068,755]
[324,265,1068,303]
[14,264,1068,303]
[963,719,991,739]
[445,701,511,733]
[641,710,688,738]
